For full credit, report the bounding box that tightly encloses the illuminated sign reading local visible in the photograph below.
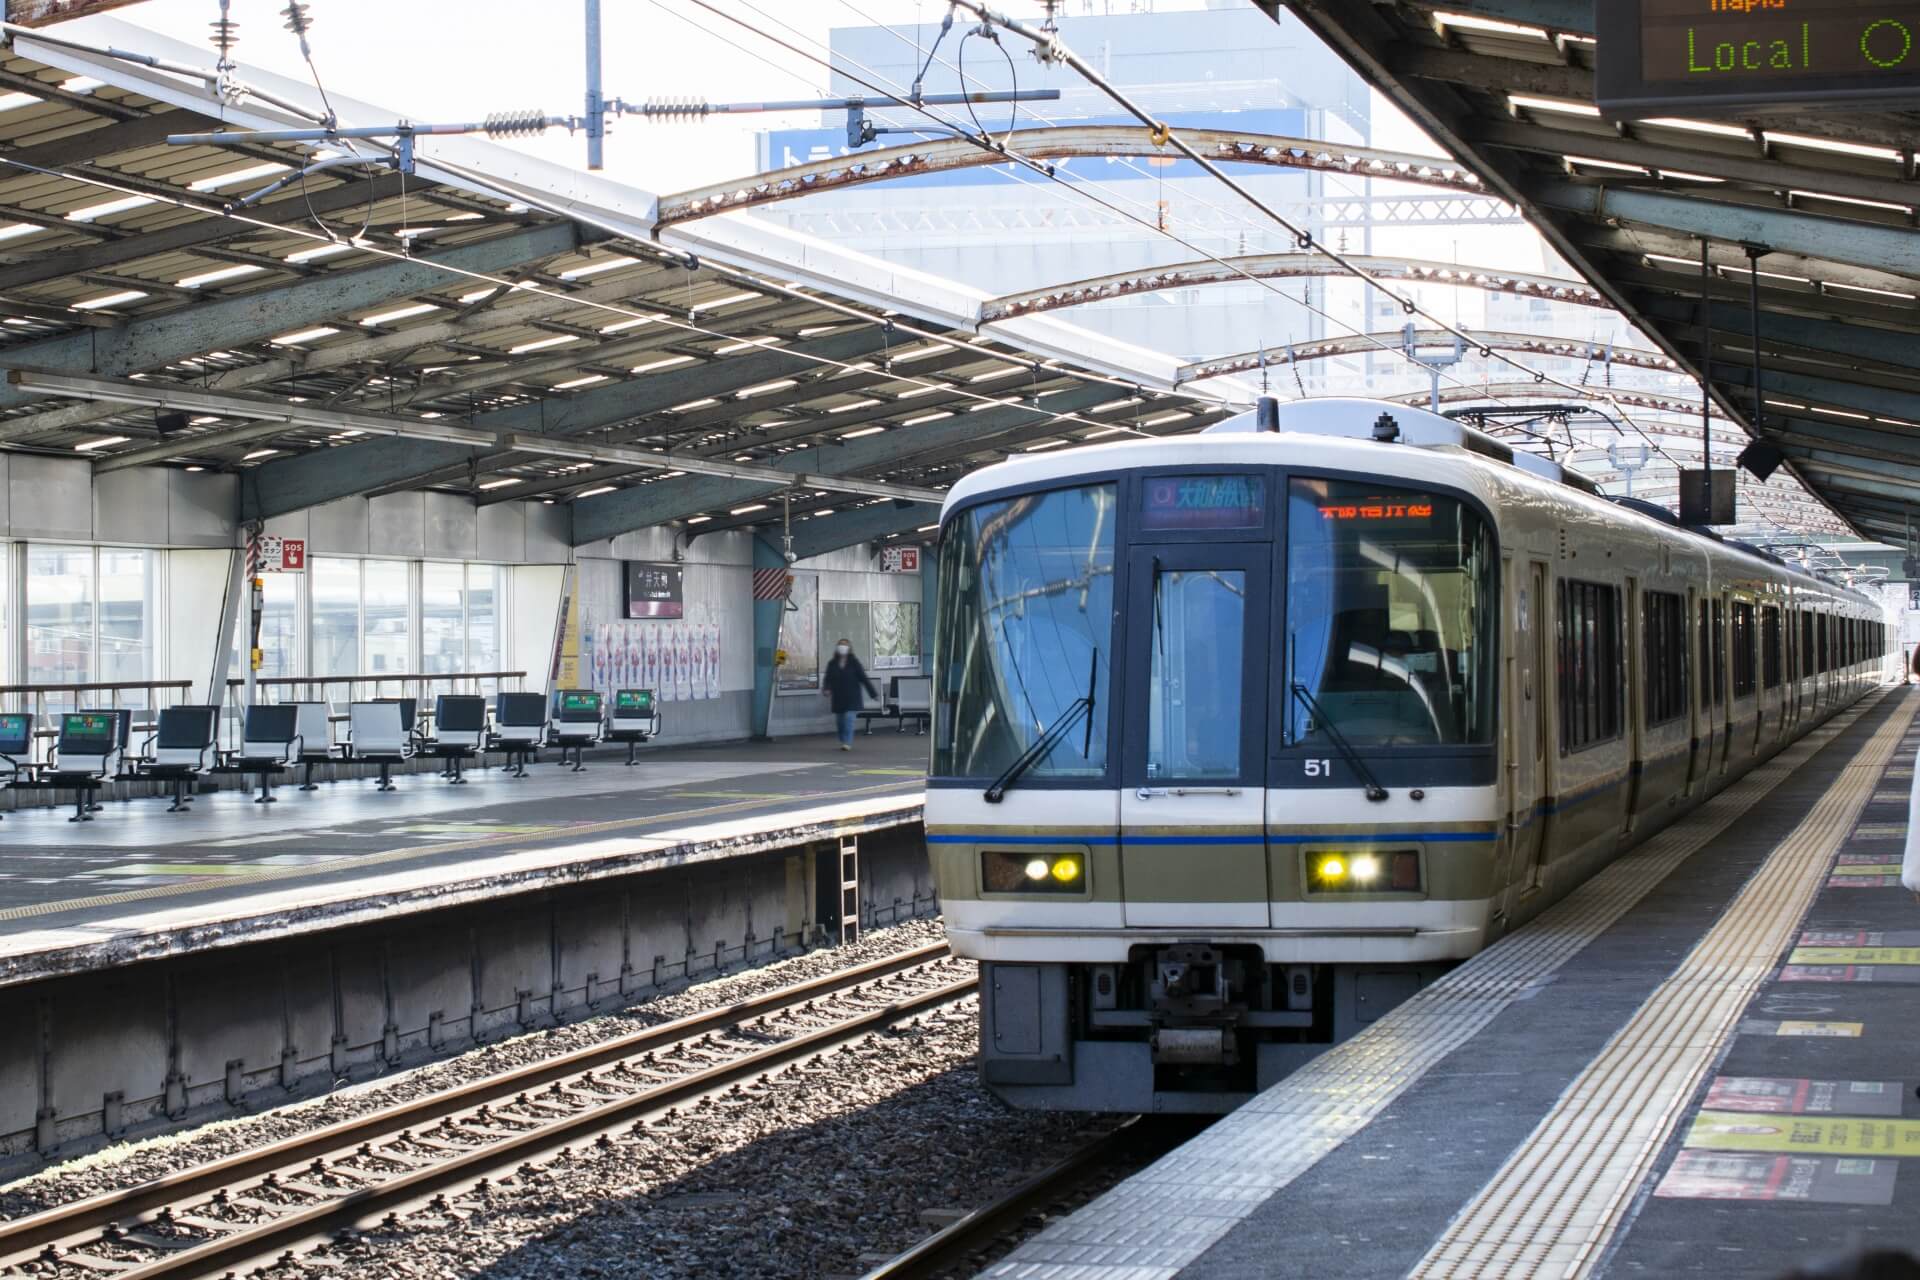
[1318,501,1434,522]
[1598,1,1920,114]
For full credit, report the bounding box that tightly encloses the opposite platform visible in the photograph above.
[0,732,927,987]
[988,688,1920,1280]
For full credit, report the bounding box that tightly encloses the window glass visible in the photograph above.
[1731,601,1755,698]
[1644,590,1686,725]
[1147,569,1245,780]
[257,573,299,679]
[311,558,361,678]
[1558,579,1621,752]
[97,549,155,704]
[0,543,8,688]
[1762,606,1782,689]
[27,545,93,704]
[421,562,465,675]
[1285,479,1494,747]
[363,561,410,676]
[933,483,1116,780]
[468,564,504,693]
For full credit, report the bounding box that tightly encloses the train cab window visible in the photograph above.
[1730,602,1755,698]
[933,482,1117,781]
[1557,579,1622,753]
[1761,606,1782,689]
[1283,479,1495,747]
[1643,590,1686,726]
[1146,569,1245,781]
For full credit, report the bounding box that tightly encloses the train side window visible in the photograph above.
[1801,612,1815,678]
[1558,578,1621,754]
[1761,606,1782,689]
[1643,590,1686,726]
[1817,614,1830,673]
[1711,600,1726,706]
[1729,602,1754,698]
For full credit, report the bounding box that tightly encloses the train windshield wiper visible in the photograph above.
[1290,682,1389,803]
[984,652,1098,804]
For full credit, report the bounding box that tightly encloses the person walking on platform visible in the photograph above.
[823,638,880,751]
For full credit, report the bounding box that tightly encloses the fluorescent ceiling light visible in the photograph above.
[1140,411,1192,427]
[178,264,264,289]
[737,379,798,398]
[832,398,883,413]
[360,302,441,326]
[271,326,339,345]
[73,290,147,311]
[478,477,523,490]
[285,242,355,263]
[0,223,43,242]
[574,485,617,498]
[67,194,153,221]
[508,335,577,354]
[554,374,608,390]
[559,255,639,280]
[730,503,768,515]
[1432,10,1546,37]
[670,398,718,412]
[1024,438,1071,451]
[189,163,290,192]
[692,291,759,312]
[1508,94,1600,118]
[599,316,651,334]
[74,435,128,451]
[243,448,281,460]
[813,507,835,517]
[902,411,954,426]
[686,515,712,524]
[632,355,697,374]
[842,425,886,438]
[184,465,205,472]
[458,287,498,304]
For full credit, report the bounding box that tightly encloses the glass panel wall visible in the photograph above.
[257,573,299,679]
[421,562,465,674]
[26,545,94,706]
[98,548,156,703]
[468,564,504,694]
[363,560,410,677]
[311,558,361,678]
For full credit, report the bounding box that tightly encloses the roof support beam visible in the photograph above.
[0,221,581,431]
[570,382,1118,544]
[1530,179,1920,281]
[1636,297,1920,373]
[786,503,932,560]
[240,326,893,519]
[3,108,210,174]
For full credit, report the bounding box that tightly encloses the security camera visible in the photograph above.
[783,549,798,564]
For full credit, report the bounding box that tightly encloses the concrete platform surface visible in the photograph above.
[986,689,1920,1280]
[0,732,927,986]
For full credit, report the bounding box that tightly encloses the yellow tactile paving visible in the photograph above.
[1408,692,1916,1280]
[983,697,1891,1280]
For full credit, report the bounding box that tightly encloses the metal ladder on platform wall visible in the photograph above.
[839,836,860,946]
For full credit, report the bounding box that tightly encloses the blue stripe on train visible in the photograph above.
[926,831,1497,846]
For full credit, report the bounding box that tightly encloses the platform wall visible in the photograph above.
[0,823,934,1165]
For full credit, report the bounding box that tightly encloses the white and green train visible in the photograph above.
[926,397,1888,1113]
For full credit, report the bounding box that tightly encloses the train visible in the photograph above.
[925,397,1889,1113]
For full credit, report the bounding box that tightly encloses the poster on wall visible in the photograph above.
[778,572,821,692]
[871,601,921,671]
[549,565,582,691]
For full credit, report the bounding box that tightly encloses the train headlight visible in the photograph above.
[1311,854,1347,885]
[983,850,1088,894]
[1308,850,1421,894]
[1352,854,1381,883]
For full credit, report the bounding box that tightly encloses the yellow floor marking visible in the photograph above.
[1829,863,1903,876]
[1789,947,1920,965]
[850,767,927,776]
[0,780,922,924]
[95,864,258,877]
[1686,1111,1920,1157]
[1410,691,1916,1280]
[1775,1021,1864,1037]
[669,790,796,800]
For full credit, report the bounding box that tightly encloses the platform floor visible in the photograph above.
[988,688,1920,1280]
[0,731,926,985]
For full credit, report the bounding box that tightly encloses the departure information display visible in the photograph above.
[1598,1,1920,114]
[1139,475,1265,531]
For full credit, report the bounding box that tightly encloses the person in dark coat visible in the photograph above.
[822,637,880,750]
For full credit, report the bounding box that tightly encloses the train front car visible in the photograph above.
[927,400,1508,1113]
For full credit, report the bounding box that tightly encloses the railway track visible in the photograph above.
[860,1116,1195,1280]
[2,942,971,1280]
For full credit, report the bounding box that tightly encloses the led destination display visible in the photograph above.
[1598,0,1920,113]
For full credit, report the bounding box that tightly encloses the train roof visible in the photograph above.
[941,398,1880,609]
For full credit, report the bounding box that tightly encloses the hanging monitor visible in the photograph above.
[1597,1,1920,115]
[1680,468,1737,526]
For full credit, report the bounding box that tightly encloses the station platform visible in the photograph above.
[988,687,1920,1280]
[0,733,926,989]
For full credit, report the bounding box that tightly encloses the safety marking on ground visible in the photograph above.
[668,790,797,800]
[1826,875,1904,888]
[1408,690,1915,1280]
[983,696,1893,1280]
[1654,1151,1897,1205]
[0,780,923,925]
[1686,1112,1920,1158]
[91,863,263,878]
[1705,1077,1904,1116]
[1850,823,1906,840]
[1789,947,1920,965]
[1886,766,1913,778]
[1870,790,1908,803]
[1830,862,1904,876]
[1781,964,1920,984]
[1804,929,1920,946]
[850,768,927,777]
[1738,1019,1864,1038]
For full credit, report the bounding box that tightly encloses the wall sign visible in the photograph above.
[624,561,684,619]
[880,546,921,573]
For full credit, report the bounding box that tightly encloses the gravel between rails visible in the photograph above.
[0,920,953,1223]
[246,996,1106,1280]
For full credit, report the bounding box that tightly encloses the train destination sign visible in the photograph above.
[1597,1,1920,115]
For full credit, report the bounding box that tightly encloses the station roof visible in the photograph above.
[1272,0,1920,543]
[0,12,1238,554]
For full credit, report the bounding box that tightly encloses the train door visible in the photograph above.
[1117,543,1272,927]
[1507,559,1552,896]
[1686,588,1707,794]
[1624,577,1642,826]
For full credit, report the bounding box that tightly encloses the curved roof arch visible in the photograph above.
[1179,330,1680,385]
[657,126,1500,226]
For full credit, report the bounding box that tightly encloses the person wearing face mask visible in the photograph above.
[822,637,881,751]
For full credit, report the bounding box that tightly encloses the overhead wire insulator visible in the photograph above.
[640,96,712,122]
[483,110,552,139]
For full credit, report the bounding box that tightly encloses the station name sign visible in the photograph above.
[1597,1,1920,115]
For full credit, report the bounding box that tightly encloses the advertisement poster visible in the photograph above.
[549,565,581,691]
[579,606,722,705]
[778,572,821,693]
[871,601,922,671]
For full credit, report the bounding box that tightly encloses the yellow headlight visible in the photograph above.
[1352,854,1381,882]
[1024,858,1051,881]
[1051,856,1081,883]
[1319,856,1346,880]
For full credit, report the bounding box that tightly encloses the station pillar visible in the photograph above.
[918,545,938,679]
[751,537,786,741]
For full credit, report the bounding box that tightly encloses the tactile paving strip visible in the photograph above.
[1408,693,1917,1279]
[980,697,1890,1280]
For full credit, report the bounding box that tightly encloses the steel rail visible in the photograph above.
[0,941,953,1265]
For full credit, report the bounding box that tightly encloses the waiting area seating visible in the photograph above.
[133,705,219,811]
[550,689,603,772]
[221,704,303,803]
[0,712,33,821]
[605,689,663,766]
[346,701,414,792]
[293,702,332,791]
[427,695,488,783]
[491,692,548,778]
[858,675,933,735]
[19,711,127,822]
